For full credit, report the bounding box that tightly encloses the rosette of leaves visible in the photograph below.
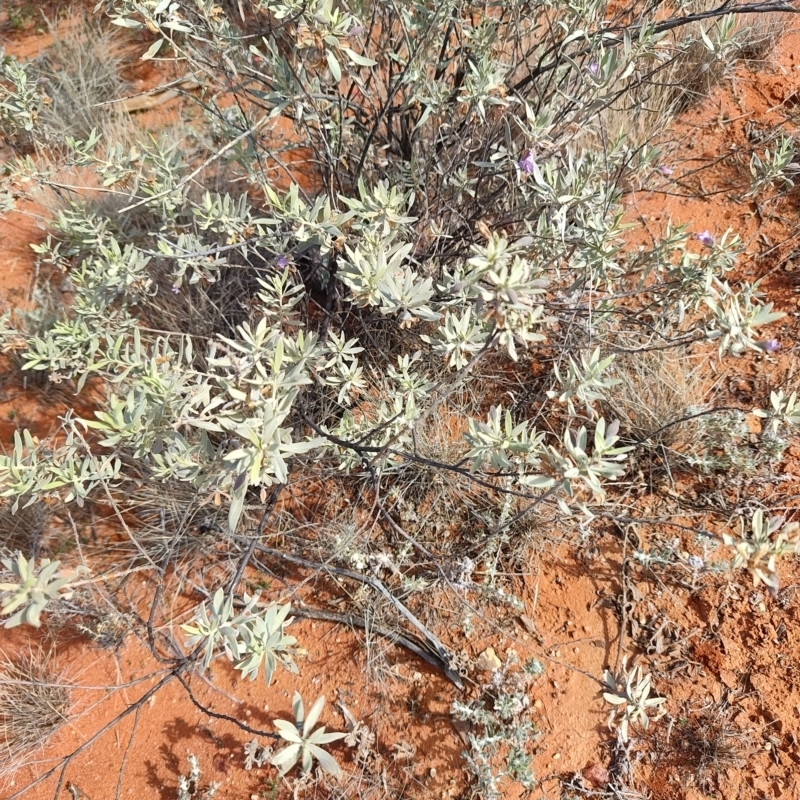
[180,587,244,671]
[181,589,298,683]
[0,553,75,628]
[602,661,665,741]
[232,602,299,684]
[754,389,800,437]
[271,693,346,777]
[547,347,620,417]
[530,418,633,498]
[723,509,800,597]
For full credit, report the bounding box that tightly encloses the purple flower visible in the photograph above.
[518,150,536,174]
[658,165,674,177]
[687,555,705,571]
[757,339,781,353]
[588,60,600,76]
[349,23,365,37]
[171,285,180,294]
[695,230,714,248]
[276,254,290,268]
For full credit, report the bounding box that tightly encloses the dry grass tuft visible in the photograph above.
[0,649,71,773]
[735,10,794,60]
[32,15,130,142]
[0,500,49,558]
[582,5,792,155]
[650,699,750,795]
[607,348,711,459]
[115,479,237,567]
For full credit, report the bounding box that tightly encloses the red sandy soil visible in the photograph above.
[4,7,800,800]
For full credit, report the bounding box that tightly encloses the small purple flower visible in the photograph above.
[658,165,674,177]
[687,555,705,571]
[349,23,365,37]
[171,285,180,294]
[757,339,781,353]
[695,230,714,248]
[276,254,290,268]
[588,60,600,77]
[518,149,536,175]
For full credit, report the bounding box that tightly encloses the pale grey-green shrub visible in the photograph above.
[723,509,800,597]
[0,554,75,629]
[747,133,796,197]
[176,754,219,800]
[0,1,796,795]
[602,661,666,742]
[181,589,299,684]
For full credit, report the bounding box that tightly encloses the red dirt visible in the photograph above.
[2,617,465,800]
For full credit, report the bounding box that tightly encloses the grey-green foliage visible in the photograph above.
[180,588,299,684]
[465,406,545,473]
[602,661,666,742]
[0,553,77,629]
[271,693,347,777]
[22,238,148,385]
[0,2,789,547]
[548,347,620,417]
[0,2,788,573]
[0,52,42,141]
[0,429,121,510]
[723,509,800,597]
[684,409,754,474]
[755,389,800,460]
[756,389,800,436]
[0,2,793,796]
[537,418,633,498]
[176,754,219,800]
[679,391,800,474]
[747,133,797,198]
[449,652,541,797]
[452,687,537,799]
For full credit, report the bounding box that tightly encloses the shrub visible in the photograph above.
[1,2,787,529]
[0,0,796,796]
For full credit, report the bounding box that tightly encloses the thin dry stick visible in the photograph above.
[615,525,629,673]
[114,704,140,800]
[226,483,284,596]
[247,543,465,690]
